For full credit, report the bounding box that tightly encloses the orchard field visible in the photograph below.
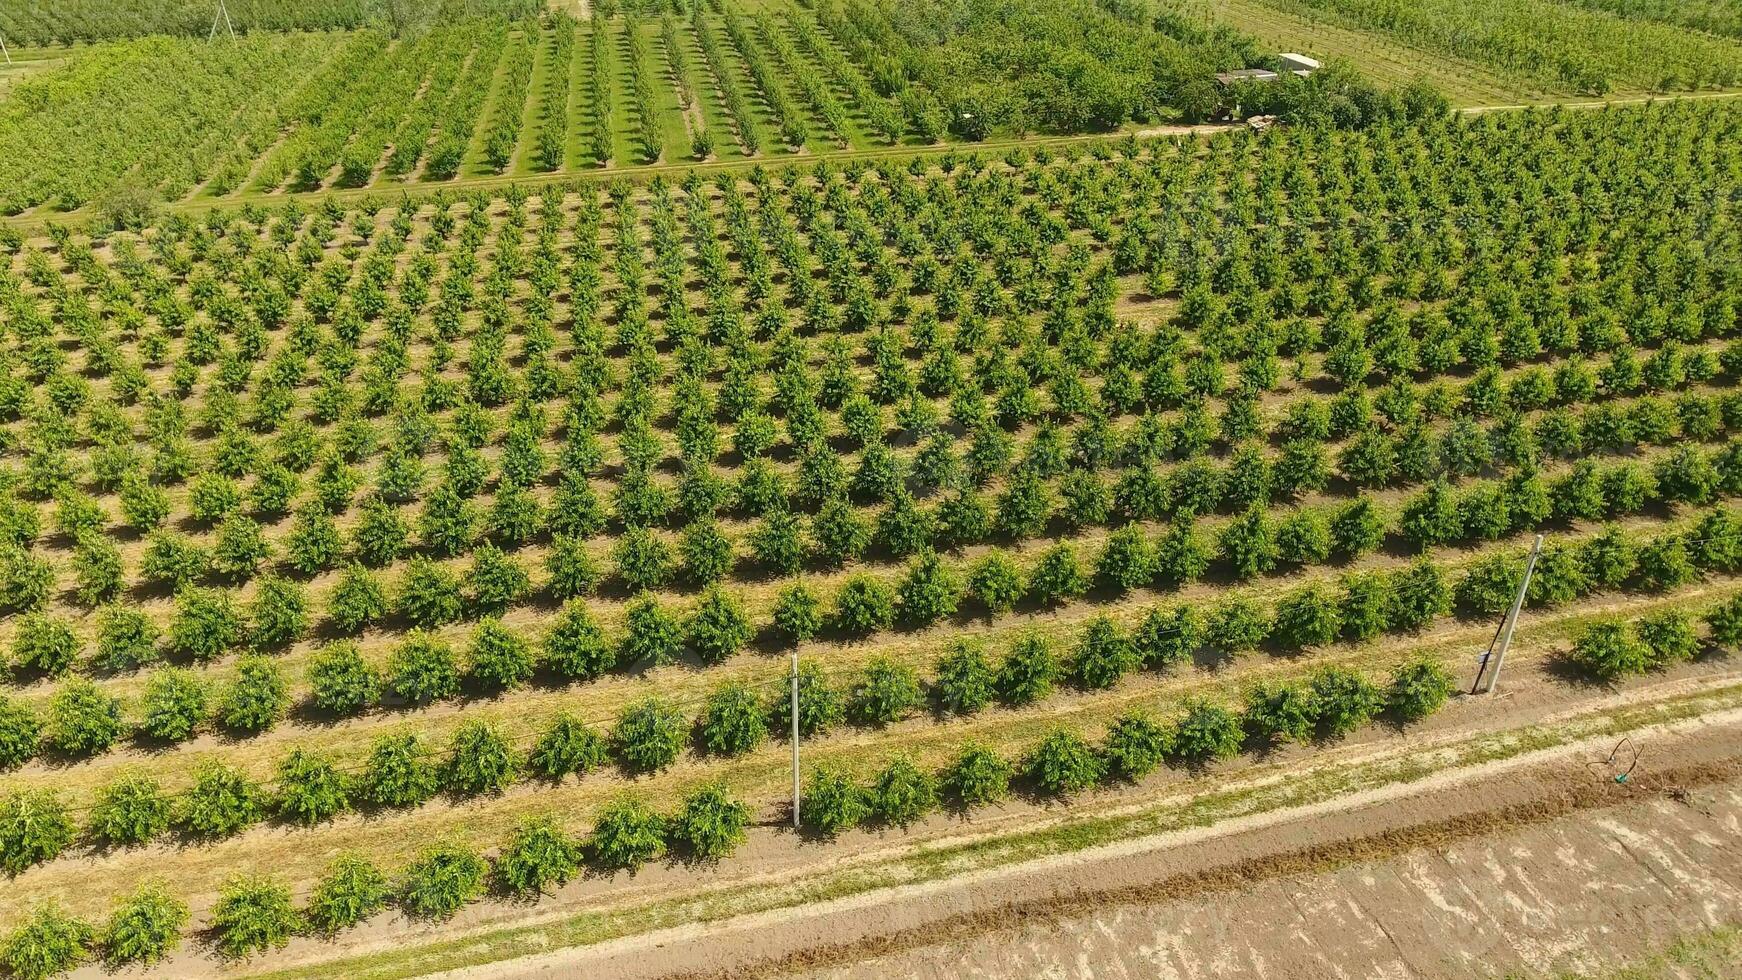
[2,0,1742,978]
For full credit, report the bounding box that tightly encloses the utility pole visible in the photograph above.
[0,34,11,67]
[790,651,801,830]
[209,0,237,42]
[1473,534,1543,694]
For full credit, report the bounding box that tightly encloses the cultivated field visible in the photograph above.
[2,0,1742,977]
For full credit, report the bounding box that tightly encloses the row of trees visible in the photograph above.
[0,0,541,44]
[0,784,736,975]
[0,653,1441,973]
[0,643,1454,878]
[6,511,1736,775]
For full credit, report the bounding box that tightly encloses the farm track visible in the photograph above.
[204,675,1742,979]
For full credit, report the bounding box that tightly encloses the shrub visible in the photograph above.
[275,749,351,825]
[1219,505,1277,580]
[304,855,389,934]
[175,763,263,838]
[1243,682,1317,745]
[1275,509,1332,564]
[1389,560,1451,631]
[800,764,868,835]
[620,593,683,667]
[1,903,92,979]
[943,742,1012,807]
[869,757,938,827]
[1027,543,1086,605]
[612,526,673,590]
[545,534,601,599]
[328,563,389,633]
[544,600,614,680]
[934,640,994,715]
[361,733,440,808]
[0,791,74,873]
[772,583,822,645]
[669,784,750,861]
[686,589,751,664]
[1309,668,1384,738]
[465,619,534,692]
[396,556,464,629]
[1134,605,1200,669]
[528,713,609,779]
[219,656,290,733]
[445,721,520,796]
[168,586,243,662]
[1101,712,1170,780]
[851,657,922,724]
[47,678,123,756]
[398,844,487,920]
[588,798,667,871]
[208,876,299,959]
[1636,610,1699,666]
[388,632,461,705]
[308,641,380,715]
[1386,658,1454,722]
[1170,700,1244,764]
[89,772,171,846]
[94,604,159,672]
[998,633,1059,705]
[0,697,40,770]
[832,575,896,635]
[1272,584,1340,650]
[1568,619,1651,680]
[1205,597,1270,659]
[769,660,845,737]
[1338,572,1391,642]
[467,544,530,616]
[139,668,206,742]
[1633,535,1698,592]
[100,884,187,967]
[613,698,688,772]
[1025,728,1104,797]
[699,683,768,756]
[497,817,583,896]
[897,552,960,627]
[1095,524,1155,592]
[1706,593,1742,648]
[968,551,1025,614]
[1070,616,1137,690]
[1330,496,1387,558]
[10,615,79,678]
[1455,552,1520,616]
[248,575,307,649]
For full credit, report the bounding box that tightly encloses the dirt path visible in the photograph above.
[442,710,1742,980]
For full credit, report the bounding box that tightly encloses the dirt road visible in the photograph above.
[453,712,1742,980]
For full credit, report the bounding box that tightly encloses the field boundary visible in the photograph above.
[241,678,1742,979]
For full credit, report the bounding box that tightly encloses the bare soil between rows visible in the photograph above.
[461,712,1742,980]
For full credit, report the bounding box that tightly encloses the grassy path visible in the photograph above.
[510,24,553,175]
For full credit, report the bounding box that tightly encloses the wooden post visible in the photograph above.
[790,651,800,829]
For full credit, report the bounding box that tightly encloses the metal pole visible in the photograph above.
[1485,534,1543,694]
[790,651,801,829]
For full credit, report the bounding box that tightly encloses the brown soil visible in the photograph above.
[446,712,1742,980]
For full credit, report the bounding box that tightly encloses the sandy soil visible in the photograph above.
[797,778,1742,980]
[438,710,1742,980]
